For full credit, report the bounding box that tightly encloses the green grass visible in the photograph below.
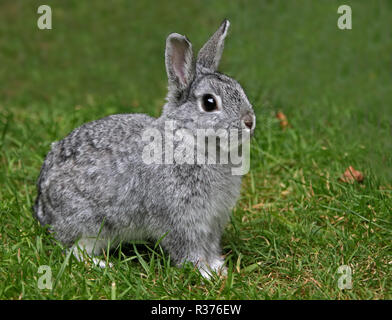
[1,0,392,299]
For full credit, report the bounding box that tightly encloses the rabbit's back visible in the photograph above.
[34,113,156,244]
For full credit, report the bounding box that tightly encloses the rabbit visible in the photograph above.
[33,19,256,278]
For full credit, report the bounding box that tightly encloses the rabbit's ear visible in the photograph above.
[165,33,195,94]
[197,19,230,71]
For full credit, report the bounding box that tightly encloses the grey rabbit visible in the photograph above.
[33,19,256,278]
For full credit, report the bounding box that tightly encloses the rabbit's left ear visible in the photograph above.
[197,19,230,71]
[165,33,195,93]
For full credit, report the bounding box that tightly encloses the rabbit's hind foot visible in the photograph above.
[70,237,113,268]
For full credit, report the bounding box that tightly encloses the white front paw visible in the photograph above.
[197,258,227,279]
[210,258,227,276]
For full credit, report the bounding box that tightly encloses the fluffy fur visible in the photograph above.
[33,19,256,278]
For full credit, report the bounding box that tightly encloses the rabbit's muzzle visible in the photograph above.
[241,112,256,135]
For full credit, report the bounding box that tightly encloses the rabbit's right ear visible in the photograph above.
[165,33,195,101]
[197,19,230,71]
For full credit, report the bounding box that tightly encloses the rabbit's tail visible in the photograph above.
[32,161,52,226]
[33,185,54,226]
[33,194,44,223]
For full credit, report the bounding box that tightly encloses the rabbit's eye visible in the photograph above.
[201,94,218,112]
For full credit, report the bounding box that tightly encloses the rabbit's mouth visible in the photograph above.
[241,112,256,133]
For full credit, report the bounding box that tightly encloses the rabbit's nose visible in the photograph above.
[241,113,255,130]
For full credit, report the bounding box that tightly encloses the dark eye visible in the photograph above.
[202,94,218,112]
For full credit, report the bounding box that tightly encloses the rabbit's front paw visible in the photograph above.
[210,257,227,276]
[197,257,227,279]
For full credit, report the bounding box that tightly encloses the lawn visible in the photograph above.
[0,0,391,299]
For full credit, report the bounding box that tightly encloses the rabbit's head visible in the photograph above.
[162,20,255,139]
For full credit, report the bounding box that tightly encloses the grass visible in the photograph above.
[1,0,392,299]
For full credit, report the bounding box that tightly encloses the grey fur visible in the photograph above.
[34,20,256,278]
[197,19,230,71]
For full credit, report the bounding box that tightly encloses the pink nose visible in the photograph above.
[242,114,254,130]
